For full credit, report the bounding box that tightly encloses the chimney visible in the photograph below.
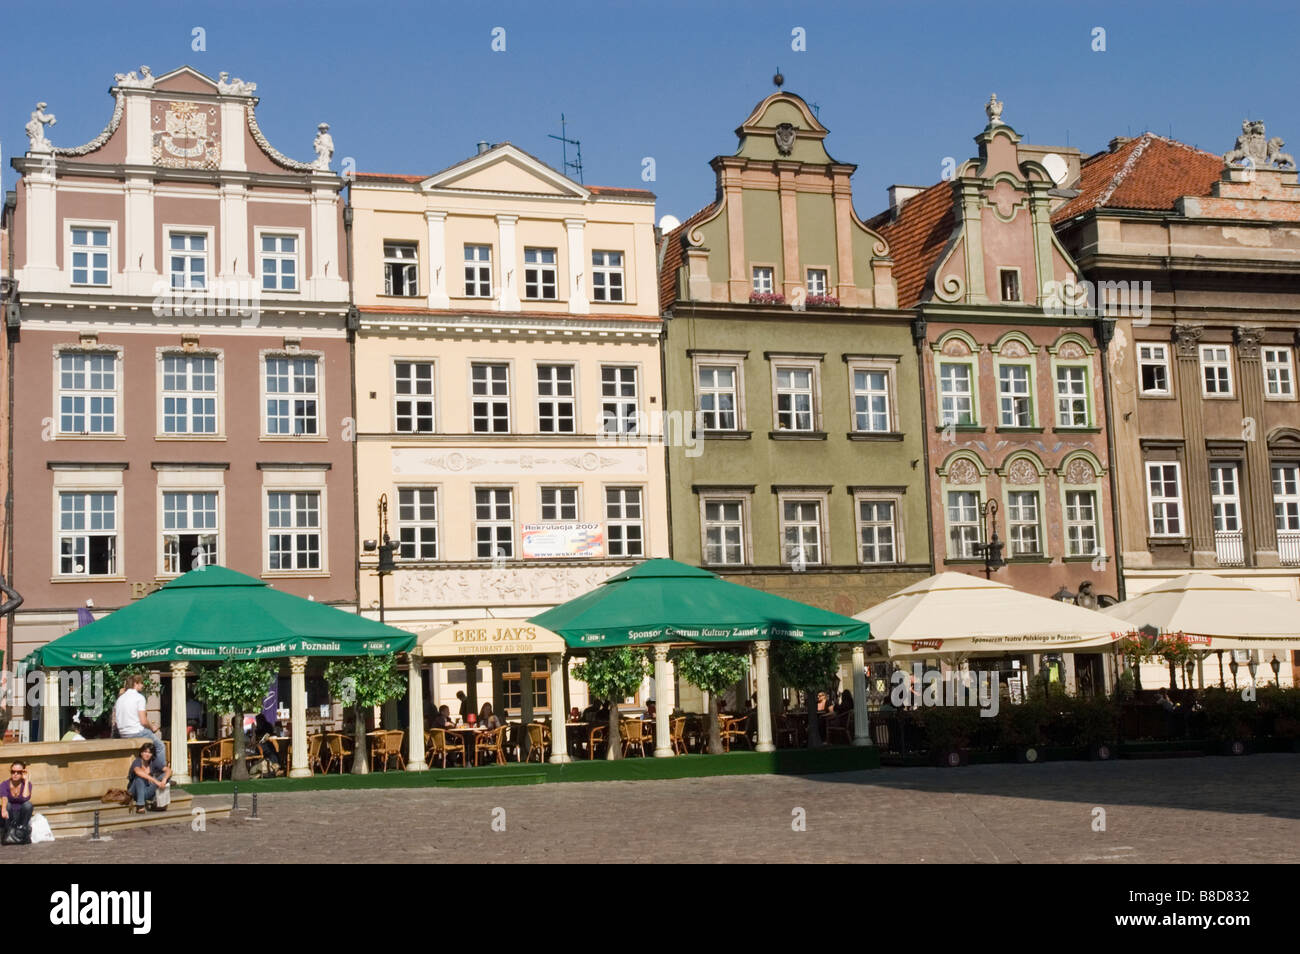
[1108,136,1133,153]
[888,184,926,212]
[476,141,491,155]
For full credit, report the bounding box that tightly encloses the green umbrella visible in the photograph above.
[528,559,871,648]
[28,566,415,668]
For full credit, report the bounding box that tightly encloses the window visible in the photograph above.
[999,269,1021,302]
[1274,464,1300,532]
[162,492,218,573]
[1200,345,1233,396]
[265,357,319,436]
[394,361,435,433]
[397,488,437,561]
[1055,366,1089,427]
[1138,343,1170,395]
[58,492,117,576]
[471,363,510,433]
[267,491,321,570]
[162,355,217,435]
[464,245,492,298]
[751,267,774,294]
[70,227,110,286]
[591,251,624,302]
[1264,348,1295,398]
[169,232,207,290]
[702,499,746,566]
[59,352,117,435]
[774,367,814,431]
[1064,490,1099,557]
[780,499,822,565]
[503,657,550,713]
[856,499,896,564]
[259,234,298,292]
[938,363,974,426]
[947,491,981,558]
[524,248,557,300]
[1210,464,1242,533]
[605,488,643,557]
[601,366,639,435]
[697,366,738,431]
[1006,491,1041,556]
[806,268,828,296]
[475,488,514,560]
[536,365,575,433]
[383,242,419,296]
[852,369,891,432]
[1147,463,1183,536]
[540,487,579,521]
[998,365,1032,427]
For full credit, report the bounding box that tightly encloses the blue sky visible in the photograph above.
[3,0,1298,223]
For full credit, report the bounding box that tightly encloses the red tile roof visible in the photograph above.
[658,203,719,311]
[1051,133,1222,223]
[865,181,957,309]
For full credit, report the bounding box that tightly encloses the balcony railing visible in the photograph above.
[1214,530,1245,567]
[1280,531,1300,567]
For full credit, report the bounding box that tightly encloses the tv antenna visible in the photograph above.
[548,114,584,183]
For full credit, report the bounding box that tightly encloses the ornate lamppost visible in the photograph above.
[362,494,398,623]
[972,500,1006,580]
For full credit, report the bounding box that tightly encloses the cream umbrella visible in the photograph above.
[1102,573,1300,650]
[856,571,1124,659]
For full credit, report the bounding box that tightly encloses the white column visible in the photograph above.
[495,214,520,310]
[289,657,310,778]
[309,182,347,298]
[123,177,156,296]
[219,101,246,171]
[425,210,450,308]
[851,645,872,746]
[406,647,427,771]
[753,642,775,752]
[219,183,249,281]
[21,169,59,288]
[169,663,191,783]
[548,653,569,763]
[564,217,588,314]
[653,644,673,757]
[41,670,60,742]
[122,89,152,166]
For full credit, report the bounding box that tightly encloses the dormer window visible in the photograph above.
[999,269,1021,303]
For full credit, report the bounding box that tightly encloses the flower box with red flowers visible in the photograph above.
[748,292,786,305]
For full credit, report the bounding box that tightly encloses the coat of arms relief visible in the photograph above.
[151,101,221,169]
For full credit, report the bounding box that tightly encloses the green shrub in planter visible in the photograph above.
[1200,689,1257,752]
[920,706,982,765]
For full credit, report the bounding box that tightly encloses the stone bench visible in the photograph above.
[1,739,166,805]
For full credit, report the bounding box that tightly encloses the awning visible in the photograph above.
[1103,573,1300,648]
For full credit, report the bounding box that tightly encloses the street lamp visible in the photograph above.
[1248,655,1259,686]
[362,494,398,623]
[1229,655,1239,690]
[1270,654,1281,687]
[972,500,1006,580]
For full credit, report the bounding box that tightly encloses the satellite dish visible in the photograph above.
[1042,153,1070,186]
[658,214,681,232]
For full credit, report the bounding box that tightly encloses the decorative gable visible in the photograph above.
[422,144,588,199]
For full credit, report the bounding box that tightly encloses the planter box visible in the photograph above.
[1088,742,1115,761]
[933,748,969,767]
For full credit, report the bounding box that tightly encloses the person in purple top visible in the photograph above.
[0,761,32,843]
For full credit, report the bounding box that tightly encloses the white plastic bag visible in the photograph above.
[30,813,54,844]
[153,785,170,809]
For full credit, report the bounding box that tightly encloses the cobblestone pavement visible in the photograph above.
[9,755,1299,864]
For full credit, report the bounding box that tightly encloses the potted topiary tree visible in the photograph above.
[669,648,749,755]
[771,641,839,748]
[572,647,650,760]
[194,657,277,781]
[324,654,407,774]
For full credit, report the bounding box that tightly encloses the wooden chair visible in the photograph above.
[307,734,326,774]
[721,716,750,751]
[370,730,405,771]
[323,733,353,774]
[199,737,234,780]
[620,719,651,757]
[872,722,890,749]
[825,711,853,746]
[426,728,465,768]
[474,727,506,766]
[586,724,607,760]
[525,723,550,763]
[670,717,688,755]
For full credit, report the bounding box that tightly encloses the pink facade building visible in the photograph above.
[5,66,355,668]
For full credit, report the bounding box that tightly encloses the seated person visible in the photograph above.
[478,702,500,730]
[645,700,657,721]
[1,761,33,843]
[581,702,600,724]
[835,690,854,714]
[61,715,86,742]
[254,716,282,773]
[431,705,452,729]
[127,742,172,814]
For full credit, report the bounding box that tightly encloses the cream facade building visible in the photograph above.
[350,144,667,717]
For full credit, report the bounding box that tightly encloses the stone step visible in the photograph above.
[39,790,232,839]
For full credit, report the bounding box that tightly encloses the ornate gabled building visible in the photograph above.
[658,89,932,615]
[869,97,1119,693]
[5,67,355,733]
[1053,123,1300,687]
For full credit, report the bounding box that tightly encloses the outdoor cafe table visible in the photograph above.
[447,726,488,765]
[186,739,210,778]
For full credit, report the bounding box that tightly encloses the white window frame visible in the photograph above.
[1054,364,1090,427]
[604,486,645,558]
[165,227,212,291]
[751,266,774,295]
[997,362,1034,427]
[591,250,625,303]
[1005,489,1043,556]
[56,348,123,438]
[523,247,558,300]
[260,466,329,577]
[383,240,420,297]
[470,361,512,434]
[56,491,119,578]
[157,350,222,438]
[255,228,303,294]
[805,267,828,297]
[1146,461,1185,537]
[396,486,439,562]
[600,365,640,436]
[1210,463,1242,533]
[777,492,829,567]
[261,352,323,439]
[1138,343,1171,396]
[946,489,982,559]
[66,221,114,288]
[266,491,323,573]
[464,244,493,298]
[539,485,581,522]
[1063,489,1100,558]
[699,493,751,567]
[1200,345,1234,397]
[474,487,515,560]
[937,360,977,427]
[847,359,897,433]
[854,494,901,565]
[1273,463,1300,532]
[154,466,226,578]
[770,358,821,433]
[691,353,747,432]
[50,466,126,581]
[536,363,577,434]
[161,491,220,575]
[393,360,436,434]
[1263,347,1296,400]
